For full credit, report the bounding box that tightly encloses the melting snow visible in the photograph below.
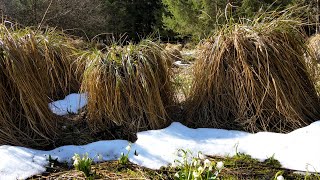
[1,122,320,179]
[48,93,87,116]
[0,94,319,179]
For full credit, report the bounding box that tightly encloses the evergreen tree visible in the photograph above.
[102,0,163,41]
[162,0,296,39]
[162,0,227,40]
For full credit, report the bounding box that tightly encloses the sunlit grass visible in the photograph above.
[185,8,320,133]
[81,40,176,133]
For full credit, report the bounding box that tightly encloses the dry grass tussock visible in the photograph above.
[186,10,320,133]
[308,34,320,63]
[0,23,83,148]
[307,34,320,93]
[81,40,176,133]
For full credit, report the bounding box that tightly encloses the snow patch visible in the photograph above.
[49,93,87,116]
[1,121,320,179]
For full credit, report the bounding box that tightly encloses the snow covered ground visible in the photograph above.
[0,94,319,179]
[48,93,87,116]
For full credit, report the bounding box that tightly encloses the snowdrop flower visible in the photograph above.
[216,161,224,170]
[125,144,131,151]
[277,175,284,180]
[193,159,201,166]
[198,166,204,173]
[198,153,206,159]
[73,158,79,167]
[204,159,211,167]
[121,152,124,156]
[97,154,103,161]
[193,171,199,178]
[174,172,179,178]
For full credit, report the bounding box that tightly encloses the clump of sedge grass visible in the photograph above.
[81,40,175,133]
[308,34,320,63]
[0,23,84,148]
[185,9,320,133]
[307,34,320,94]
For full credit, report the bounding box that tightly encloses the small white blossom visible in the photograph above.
[198,166,204,173]
[277,175,284,180]
[97,154,103,161]
[73,159,79,167]
[216,161,224,170]
[174,172,179,178]
[121,152,124,156]
[125,144,131,151]
[198,153,206,159]
[193,160,198,166]
[193,159,201,167]
[204,159,211,167]
[193,171,199,178]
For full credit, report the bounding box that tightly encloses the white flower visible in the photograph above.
[216,161,224,170]
[204,159,211,167]
[97,154,103,161]
[73,158,79,167]
[121,152,124,156]
[198,166,204,173]
[277,175,284,180]
[198,152,206,159]
[125,144,131,151]
[193,159,201,167]
[174,172,179,178]
[193,171,199,178]
[193,160,198,166]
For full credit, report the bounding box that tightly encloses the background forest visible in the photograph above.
[0,0,318,41]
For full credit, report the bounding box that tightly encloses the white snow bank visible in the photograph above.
[1,121,320,179]
[49,93,87,116]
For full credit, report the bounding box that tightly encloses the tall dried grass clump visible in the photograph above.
[81,40,175,132]
[308,34,320,63]
[307,34,320,93]
[186,11,320,133]
[0,23,83,147]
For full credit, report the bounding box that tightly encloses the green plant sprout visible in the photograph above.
[72,153,93,178]
[119,143,132,165]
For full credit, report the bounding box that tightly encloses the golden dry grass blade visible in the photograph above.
[185,10,320,133]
